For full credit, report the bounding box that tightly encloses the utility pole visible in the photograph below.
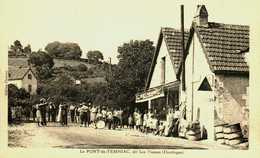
[181,5,186,91]
[106,57,112,107]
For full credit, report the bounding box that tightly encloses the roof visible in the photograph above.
[194,22,249,74]
[145,27,189,89]
[8,67,35,80]
[161,27,189,72]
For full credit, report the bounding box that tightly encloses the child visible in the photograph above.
[128,114,134,129]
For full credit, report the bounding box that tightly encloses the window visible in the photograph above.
[28,84,32,93]
[28,74,32,80]
[198,77,212,91]
[161,56,166,84]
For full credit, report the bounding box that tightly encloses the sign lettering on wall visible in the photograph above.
[135,87,164,103]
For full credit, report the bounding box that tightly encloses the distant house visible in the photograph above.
[135,27,189,112]
[179,5,249,140]
[8,67,38,95]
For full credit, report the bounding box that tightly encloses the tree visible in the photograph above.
[28,50,54,79]
[75,64,88,71]
[8,84,19,106]
[29,50,54,68]
[8,40,24,57]
[45,41,82,60]
[107,40,155,107]
[23,44,32,55]
[87,50,104,64]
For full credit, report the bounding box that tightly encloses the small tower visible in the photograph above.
[194,5,208,27]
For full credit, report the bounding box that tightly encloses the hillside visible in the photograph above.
[8,57,94,68]
[8,57,107,84]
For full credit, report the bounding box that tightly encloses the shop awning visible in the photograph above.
[135,81,180,103]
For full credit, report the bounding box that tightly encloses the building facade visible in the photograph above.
[135,28,189,116]
[8,67,38,95]
[179,5,249,140]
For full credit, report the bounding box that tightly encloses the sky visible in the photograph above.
[0,0,256,63]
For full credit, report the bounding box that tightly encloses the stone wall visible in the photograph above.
[214,74,249,137]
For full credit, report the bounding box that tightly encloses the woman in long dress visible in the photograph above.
[36,104,42,127]
[57,104,62,124]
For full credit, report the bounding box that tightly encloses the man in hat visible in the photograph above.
[79,103,89,127]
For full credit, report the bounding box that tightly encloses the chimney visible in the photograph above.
[194,5,208,27]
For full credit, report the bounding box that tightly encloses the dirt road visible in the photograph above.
[8,123,234,149]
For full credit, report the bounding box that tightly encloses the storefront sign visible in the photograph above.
[135,87,164,103]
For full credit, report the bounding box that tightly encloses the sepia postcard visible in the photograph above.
[0,0,260,158]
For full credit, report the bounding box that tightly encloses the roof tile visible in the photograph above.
[195,22,249,73]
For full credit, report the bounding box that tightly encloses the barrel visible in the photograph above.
[186,130,201,141]
[214,123,227,144]
[223,123,243,145]
[186,122,201,141]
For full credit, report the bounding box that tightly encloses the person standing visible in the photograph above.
[69,104,76,123]
[90,105,97,124]
[46,103,51,122]
[86,103,91,127]
[133,108,141,130]
[32,105,37,122]
[39,98,47,126]
[57,104,62,124]
[63,104,68,126]
[75,105,80,123]
[49,102,55,122]
[143,110,148,134]
[106,108,113,130]
[128,114,134,129]
[36,104,42,127]
[80,103,88,127]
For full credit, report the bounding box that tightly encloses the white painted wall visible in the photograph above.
[180,33,215,141]
[8,80,23,89]
[149,39,177,89]
[22,70,38,95]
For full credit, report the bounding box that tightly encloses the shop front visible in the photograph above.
[136,81,180,119]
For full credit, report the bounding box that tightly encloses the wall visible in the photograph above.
[149,39,177,89]
[22,70,38,95]
[8,80,23,89]
[180,33,215,140]
[215,74,249,136]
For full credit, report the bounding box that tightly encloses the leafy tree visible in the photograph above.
[87,50,104,64]
[107,40,155,107]
[8,84,30,106]
[35,65,53,79]
[8,84,19,106]
[29,50,54,79]
[28,50,54,69]
[45,41,82,60]
[17,88,30,99]
[75,64,88,71]
[8,40,24,57]
[23,44,32,55]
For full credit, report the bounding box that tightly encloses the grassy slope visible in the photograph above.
[8,57,106,84]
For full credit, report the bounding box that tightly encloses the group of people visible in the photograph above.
[9,98,181,137]
[128,107,181,137]
[31,99,125,129]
